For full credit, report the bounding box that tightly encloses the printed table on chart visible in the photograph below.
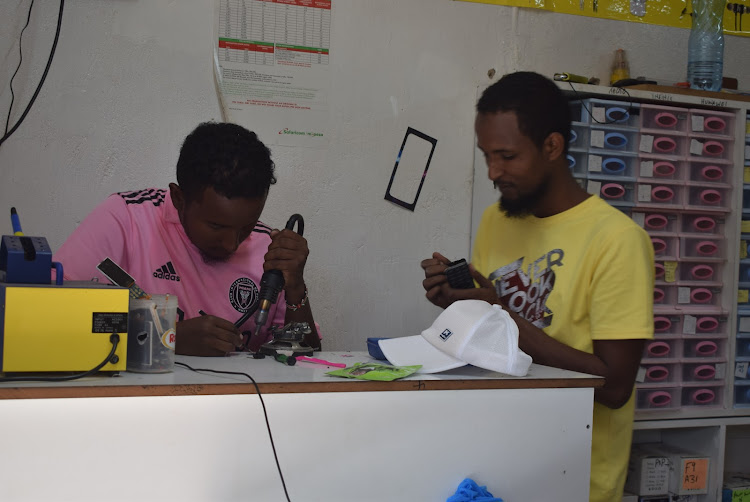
[218,0,331,66]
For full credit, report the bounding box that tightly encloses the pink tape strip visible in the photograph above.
[693,364,716,380]
[646,365,669,382]
[694,340,718,356]
[702,140,724,156]
[691,388,715,405]
[647,340,671,355]
[645,213,668,230]
[700,165,723,181]
[696,316,719,332]
[649,390,672,407]
[690,264,714,280]
[601,183,625,199]
[692,216,716,232]
[651,186,675,202]
[296,356,347,368]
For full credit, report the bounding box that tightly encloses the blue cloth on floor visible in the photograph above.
[446,478,503,502]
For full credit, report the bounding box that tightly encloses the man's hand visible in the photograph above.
[265,228,309,300]
[176,315,243,356]
[468,265,504,305]
[421,252,453,308]
[421,252,498,308]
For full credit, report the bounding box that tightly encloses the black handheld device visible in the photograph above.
[445,258,475,289]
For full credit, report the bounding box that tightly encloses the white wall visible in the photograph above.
[1,0,749,350]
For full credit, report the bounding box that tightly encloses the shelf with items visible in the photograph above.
[561,85,750,502]
[630,416,750,502]
[563,87,747,419]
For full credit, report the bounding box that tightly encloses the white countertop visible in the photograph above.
[0,351,602,398]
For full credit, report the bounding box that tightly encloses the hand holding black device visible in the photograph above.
[445,258,475,289]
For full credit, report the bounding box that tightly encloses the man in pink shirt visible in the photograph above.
[54,122,320,356]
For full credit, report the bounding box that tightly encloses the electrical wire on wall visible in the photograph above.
[0,0,65,149]
[4,0,35,136]
[175,361,293,502]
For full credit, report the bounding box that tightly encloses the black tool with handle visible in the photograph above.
[253,214,305,336]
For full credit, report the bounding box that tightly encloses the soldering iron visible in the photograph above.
[253,214,305,338]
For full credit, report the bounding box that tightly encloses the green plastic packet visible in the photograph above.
[326,362,422,381]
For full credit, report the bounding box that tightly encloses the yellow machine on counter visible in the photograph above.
[0,282,129,372]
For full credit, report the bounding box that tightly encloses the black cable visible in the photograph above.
[234,301,259,329]
[5,0,35,136]
[0,0,64,148]
[174,361,292,502]
[0,333,120,382]
[566,81,636,125]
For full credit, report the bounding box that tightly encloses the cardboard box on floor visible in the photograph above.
[626,443,671,496]
[659,444,711,496]
[626,443,710,497]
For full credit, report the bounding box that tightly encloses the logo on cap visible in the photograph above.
[440,329,452,341]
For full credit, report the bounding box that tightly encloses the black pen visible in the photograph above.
[200,310,248,352]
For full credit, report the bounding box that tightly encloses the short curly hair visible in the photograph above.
[176,122,277,202]
[477,72,571,154]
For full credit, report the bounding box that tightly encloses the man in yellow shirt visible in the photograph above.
[421,71,654,502]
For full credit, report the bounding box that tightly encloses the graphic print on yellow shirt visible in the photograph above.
[489,250,563,329]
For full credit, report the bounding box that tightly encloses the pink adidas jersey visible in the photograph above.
[54,188,291,344]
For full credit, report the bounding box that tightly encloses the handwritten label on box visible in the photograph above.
[681,458,708,491]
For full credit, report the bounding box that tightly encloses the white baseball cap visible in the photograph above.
[378,299,532,376]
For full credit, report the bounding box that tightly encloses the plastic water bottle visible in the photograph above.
[687,0,725,92]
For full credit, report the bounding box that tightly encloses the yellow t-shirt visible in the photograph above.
[472,195,654,502]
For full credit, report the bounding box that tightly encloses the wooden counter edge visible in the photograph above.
[0,376,603,400]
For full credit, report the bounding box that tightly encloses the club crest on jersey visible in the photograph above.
[229,277,259,313]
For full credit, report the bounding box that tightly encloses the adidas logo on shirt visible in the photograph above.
[153,261,181,282]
